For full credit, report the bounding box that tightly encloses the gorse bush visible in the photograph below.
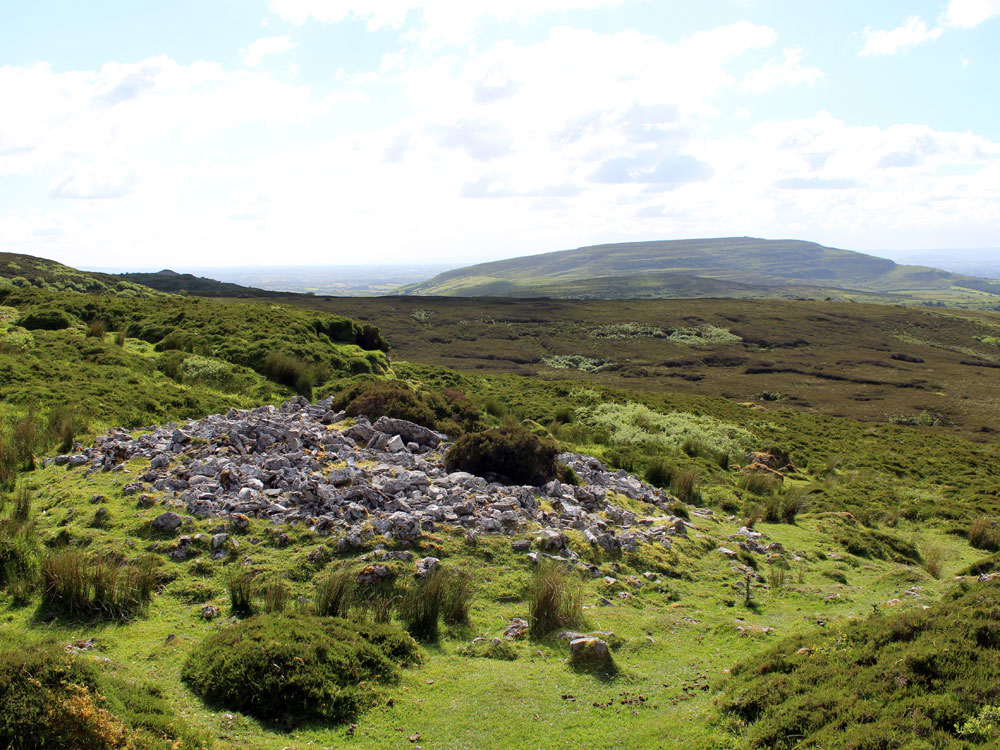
[444,424,557,485]
[528,561,584,639]
[41,550,156,620]
[0,639,131,750]
[541,355,610,373]
[181,613,418,726]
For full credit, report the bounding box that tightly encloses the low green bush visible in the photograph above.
[333,379,483,435]
[16,307,74,330]
[457,639,518,661]
[719,579,1000,748]
[181,613,418,726]
[445,424,557,485]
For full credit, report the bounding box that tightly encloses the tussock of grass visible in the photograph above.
[226,568,256,617]
[970,518,1000,552]
[528,561,584,639]
[314,567,356,618]
[41,550,156,620]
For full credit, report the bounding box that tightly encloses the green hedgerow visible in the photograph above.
[181,613,418,726]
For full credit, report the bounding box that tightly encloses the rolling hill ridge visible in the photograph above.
[400,237,1000,302]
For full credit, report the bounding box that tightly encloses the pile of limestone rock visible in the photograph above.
[48,396,697,559]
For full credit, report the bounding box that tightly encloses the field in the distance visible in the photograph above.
[279,295,1000,439]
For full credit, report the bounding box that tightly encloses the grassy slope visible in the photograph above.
[0,251,155,297]
[286,295,1000,438]
[2,276,1000,748]
[117,270,308,299]
[3,368,997,749]
[399,237,1000,301]
[0,288,390,432]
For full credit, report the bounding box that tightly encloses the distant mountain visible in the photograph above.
[0,252,156,297]
[117,270,300,298]
[399,237,1000,301]
[884,248,1000,280]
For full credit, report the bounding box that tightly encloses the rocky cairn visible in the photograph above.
[48,397,696,561]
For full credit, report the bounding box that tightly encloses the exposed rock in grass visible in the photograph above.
[48,397,695,561]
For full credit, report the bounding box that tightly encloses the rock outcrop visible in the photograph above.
[48,397,698,556]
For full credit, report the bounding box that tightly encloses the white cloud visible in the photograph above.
[269,0,632,42]
[943,0,1000,28]
[742,48,822,93]
[2,23,999,268]
[859,16,943,56]
[0,56,335,179]
[244,35,296,66]
[49,158,140,199]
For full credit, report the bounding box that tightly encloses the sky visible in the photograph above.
[1,0,998,269]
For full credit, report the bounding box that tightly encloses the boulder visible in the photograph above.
[568,637,615,673]
[151,512,182,532]
[415,556,440,578]
[372,416,445,447]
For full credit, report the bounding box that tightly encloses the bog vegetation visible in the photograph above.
[1,264,999,749]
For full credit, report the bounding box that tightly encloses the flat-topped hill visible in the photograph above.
[400,237,1000,302]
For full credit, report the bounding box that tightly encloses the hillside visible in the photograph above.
[400,237,1000,303]
[116,269,302,298]
[0,251,157,297]
[3,254,1000,749]
[0,252,310,300]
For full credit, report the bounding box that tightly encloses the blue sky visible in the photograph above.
[1,0,998,268]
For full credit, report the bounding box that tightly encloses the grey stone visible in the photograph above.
[415,556,440,577]
[152,512,182,532]
[568,637,615,672]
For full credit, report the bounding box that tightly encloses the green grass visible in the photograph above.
[719,579,1000,748]
[301,295,1000,438]
[0,272,999,747]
